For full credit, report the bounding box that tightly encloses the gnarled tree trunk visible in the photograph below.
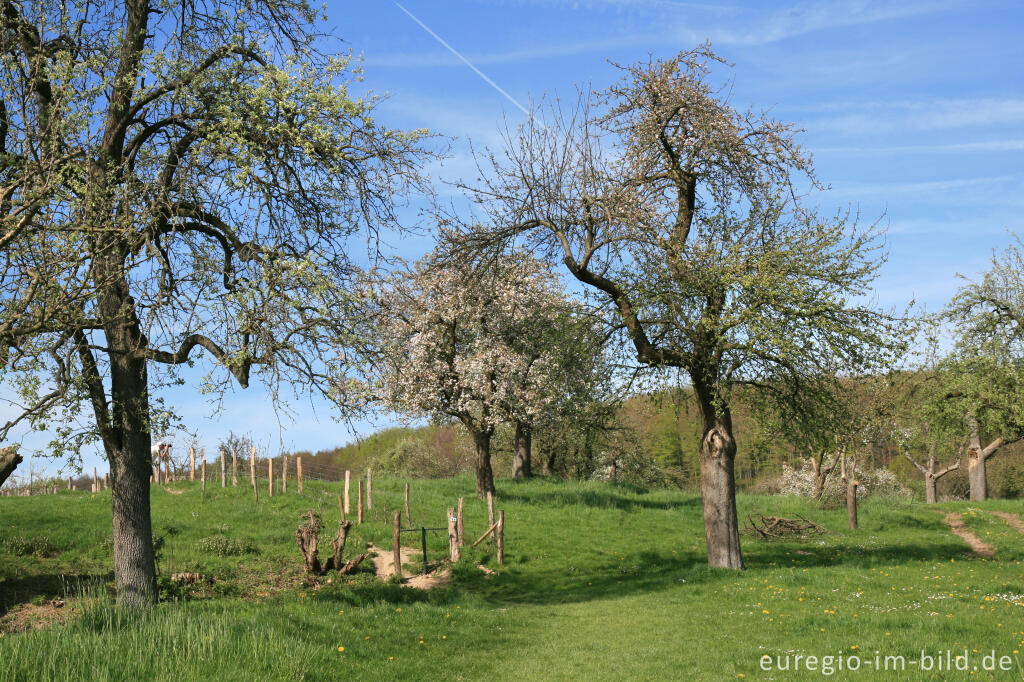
[699,421,742,568]
[0,446,22,487]
[512,420,532,479]
[903,448,958,504]
[967,416,1004,502]
[693,377,743,569]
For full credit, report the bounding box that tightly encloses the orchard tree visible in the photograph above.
[371,251,597,496]
[890,351,964,504]
[940,240,1024,500]
[462,46,901,568]
[927,349,1024,501]
[505,301,613,479]
[0,0,431,606]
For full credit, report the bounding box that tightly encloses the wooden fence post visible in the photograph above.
[220,450,226,488]
[297,457,303,494]
[201,450,207,492]
[250,446,257,500]
[282,456,288,494]
[93,467,98,492]
[357,480,364,524]
[404,483,411,525]
[268,459,274,497]
[448,507,460,562]
[344,470,351,514]
[487,491,495,540]
[338,494,345,522]
[457,497,464,547]
[497,510,505,565]
[366,468,373,510]
[393,510,403,580]
[190,447,195,481]
[232,449,238,486]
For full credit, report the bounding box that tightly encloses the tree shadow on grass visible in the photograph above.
[0,572,112,620]
[449,536,1002,609]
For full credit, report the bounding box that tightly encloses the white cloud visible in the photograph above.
[805,99,1024,136]
[710,0,955,45]
[833,174,1023,196]
[818,139,1024,154]
[371,0,957,69]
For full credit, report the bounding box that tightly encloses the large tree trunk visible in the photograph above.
[691,375,743,570]
[925,473,937,504]
[0,446,22,487]
[108,350,158,607]
[966,416,1002,502]
[88,248,159,608]
[512,420,532,479]
[692,380,743,570]
[472,429,495,498]
[968,451,987,501]
[699,421,742,568]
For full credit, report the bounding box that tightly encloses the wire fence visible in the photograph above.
[0,451,363,497]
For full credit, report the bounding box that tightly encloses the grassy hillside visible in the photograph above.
[3,477,1024,680]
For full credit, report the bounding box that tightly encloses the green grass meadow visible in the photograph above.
[2,477,1024,680]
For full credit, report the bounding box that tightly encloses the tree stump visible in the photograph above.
[296,510,323,574]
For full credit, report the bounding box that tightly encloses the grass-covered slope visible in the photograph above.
[2,477,1024,680]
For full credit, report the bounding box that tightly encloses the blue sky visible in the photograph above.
[13,0,1024,481]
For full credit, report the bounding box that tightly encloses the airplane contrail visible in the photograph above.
[394,3,533,118]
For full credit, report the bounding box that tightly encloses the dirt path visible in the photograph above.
[989,510,1024,536]
[366,543,451,590]
[943,512,996,557]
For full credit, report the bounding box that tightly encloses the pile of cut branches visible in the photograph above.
[744,513,827,540]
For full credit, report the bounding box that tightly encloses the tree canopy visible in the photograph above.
[0,0,432,606]
[368,250,607,496]
[459,46,903,567]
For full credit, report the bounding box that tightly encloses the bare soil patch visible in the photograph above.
[989,510,1024,536]
[0,601,69,634]
[943,512,996,557]
[366,543,451,589]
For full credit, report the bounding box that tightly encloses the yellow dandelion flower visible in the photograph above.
[337,646,345,652]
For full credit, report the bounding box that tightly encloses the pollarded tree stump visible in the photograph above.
[295,510,323,575]
[324,520,353,572]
